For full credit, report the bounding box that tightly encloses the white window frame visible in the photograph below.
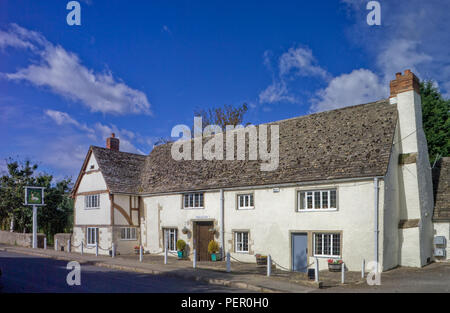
[163,228,178,252]
[85,194,100,210]
[183,193,204,209]
[120,227,137,241]
[235,231,249,253]
[237,194,254,210]
[297,189,337,212]
[87,227,99,246]
[313,233,341,258]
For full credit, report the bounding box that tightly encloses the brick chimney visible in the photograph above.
[389,69,434,268]
[106,133,120,151]
[390,69,420,98]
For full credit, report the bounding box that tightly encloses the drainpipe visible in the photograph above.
[374,177,379,269]
[220,189,225,256]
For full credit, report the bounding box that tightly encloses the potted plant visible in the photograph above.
[255,254,268,265]
[134,246,140,254]
[328,259,343,272]
[208,240,220,261]
[181,226,189,234]
[176,239,186,259]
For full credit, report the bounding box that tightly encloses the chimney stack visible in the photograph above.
[390,69,420,98]
[106,133,120,151]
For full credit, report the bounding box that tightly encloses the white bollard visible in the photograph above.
[341,262,345,284]
[164,231,168,265]
[81,241,84,255]
[68,239,71,253]
[44,237,47,250]
[226,252,231,273]
[193,249,197,269]
[362,259,365,278]
[314,257,319,283]
[55,238,58,251]
[267,255,272,277]
[95,242,99,256]
[111,243,115,258]
[139,245,143,262]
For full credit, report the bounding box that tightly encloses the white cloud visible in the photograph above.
[377,39,432,81]
[341,0,450,95]
[259,46,328,105]
[45,109,94,137]
[259,81,296,104]
[44,109,149,155]
[1,24,151,115]
[310,69,386,112]
[279,46,329,79]
[162,25,172,34]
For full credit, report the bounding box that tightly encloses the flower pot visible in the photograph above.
[177,251,184,259]
[211,253,217,261]
[328,263,342,272]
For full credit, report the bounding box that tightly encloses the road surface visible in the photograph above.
[0,250,249,293]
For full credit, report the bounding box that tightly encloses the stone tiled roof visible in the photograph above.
[91,146,147,194]
[137,99,397,194]
[86,99,398,195]
[432,157,450,222]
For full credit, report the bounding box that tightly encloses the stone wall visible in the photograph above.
[54,233,73,251]
[0,230,45,248]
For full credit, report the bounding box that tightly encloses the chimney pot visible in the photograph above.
[106,134,120,151]
[390,70,420,98]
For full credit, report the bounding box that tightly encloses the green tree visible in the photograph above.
[420,81,450,163]
[0,158,73,242]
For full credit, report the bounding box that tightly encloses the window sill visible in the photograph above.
[85,207,100,210]
[120,238,137,241]
[297,209,337,212]
[235,251,249,254]
[237,207,255,210]
[182,207,205,210]
[313,255,341,259]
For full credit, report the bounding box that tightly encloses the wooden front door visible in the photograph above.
[194,221,214,261]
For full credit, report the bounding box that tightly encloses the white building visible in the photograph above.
[71,70,447,271]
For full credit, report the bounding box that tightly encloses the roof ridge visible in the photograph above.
[91,145,147,158]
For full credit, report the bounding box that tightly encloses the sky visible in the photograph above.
[1,0,449,180]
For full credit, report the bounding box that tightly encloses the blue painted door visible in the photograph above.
[292,233,308,272]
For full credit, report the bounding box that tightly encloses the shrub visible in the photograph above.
[176,239,186,251]
[208,240,219,254]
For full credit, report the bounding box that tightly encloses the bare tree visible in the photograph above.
[194,103,249,130]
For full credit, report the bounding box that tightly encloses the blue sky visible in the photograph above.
[1,0,449,180]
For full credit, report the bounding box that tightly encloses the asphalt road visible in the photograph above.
[0,250,249,293]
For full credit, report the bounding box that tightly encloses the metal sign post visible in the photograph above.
[24,186,45,249]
